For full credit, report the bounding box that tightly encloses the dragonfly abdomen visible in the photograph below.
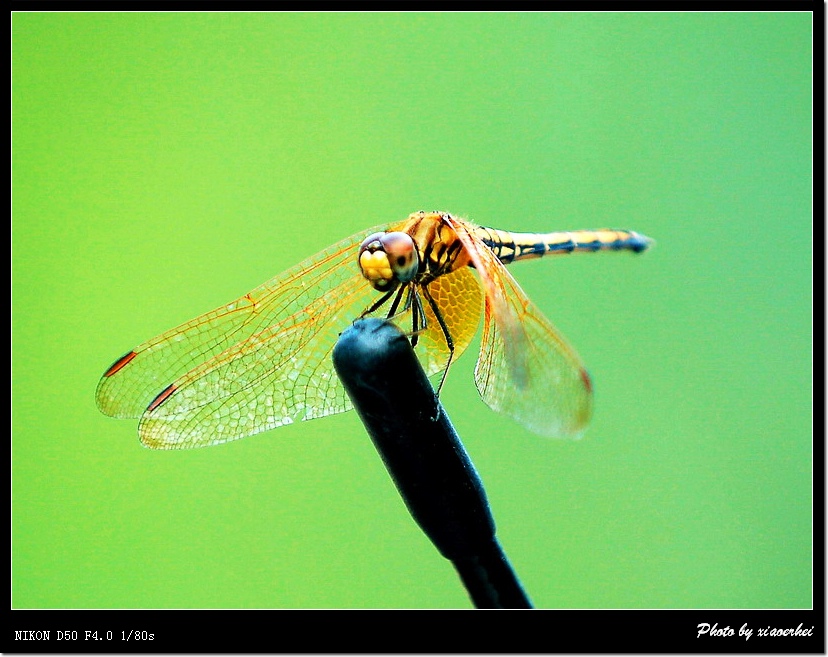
[474,227,653,265]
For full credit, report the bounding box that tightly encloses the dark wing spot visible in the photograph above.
[580,368,593,394]
[147,384,177,413]
[103,351,137,377]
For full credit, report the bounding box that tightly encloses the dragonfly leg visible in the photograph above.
[409,288,426,348]
[362,288,395,317]
[421,284,454,397]
[372,285,420,347]
[387,285,409,318]
[385,285,423,347]
[362,286,402,318]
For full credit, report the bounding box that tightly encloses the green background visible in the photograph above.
[13,12,812,609]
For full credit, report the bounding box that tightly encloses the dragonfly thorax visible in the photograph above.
[358,231,420,291]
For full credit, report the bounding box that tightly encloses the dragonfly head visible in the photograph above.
[358,231,419,291]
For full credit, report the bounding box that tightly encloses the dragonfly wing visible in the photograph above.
[138,272,376,448]
[446,216,593,438]
[418,266,483,378]
[96,225,385,426]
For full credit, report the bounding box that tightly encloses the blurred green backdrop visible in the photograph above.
[13,12,812,609]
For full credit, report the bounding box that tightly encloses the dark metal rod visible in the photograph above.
[332,317,532,609]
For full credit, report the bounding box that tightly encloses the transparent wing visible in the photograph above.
[446,216,593,438]
[96,225,387,448]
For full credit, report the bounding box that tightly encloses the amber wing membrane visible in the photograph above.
[446,216,593,438]
[96,226,391,449]
[416,265,483,377]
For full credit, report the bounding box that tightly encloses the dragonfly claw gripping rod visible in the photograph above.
[333,317,532,609]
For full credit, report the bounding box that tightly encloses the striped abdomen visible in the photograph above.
[474,227,653,265]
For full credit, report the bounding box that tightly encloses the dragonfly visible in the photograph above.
[96,211,653,449]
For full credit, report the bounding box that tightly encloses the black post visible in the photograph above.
[332,318,532,609]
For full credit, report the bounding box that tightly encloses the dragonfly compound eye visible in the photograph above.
[358,231,419,290]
